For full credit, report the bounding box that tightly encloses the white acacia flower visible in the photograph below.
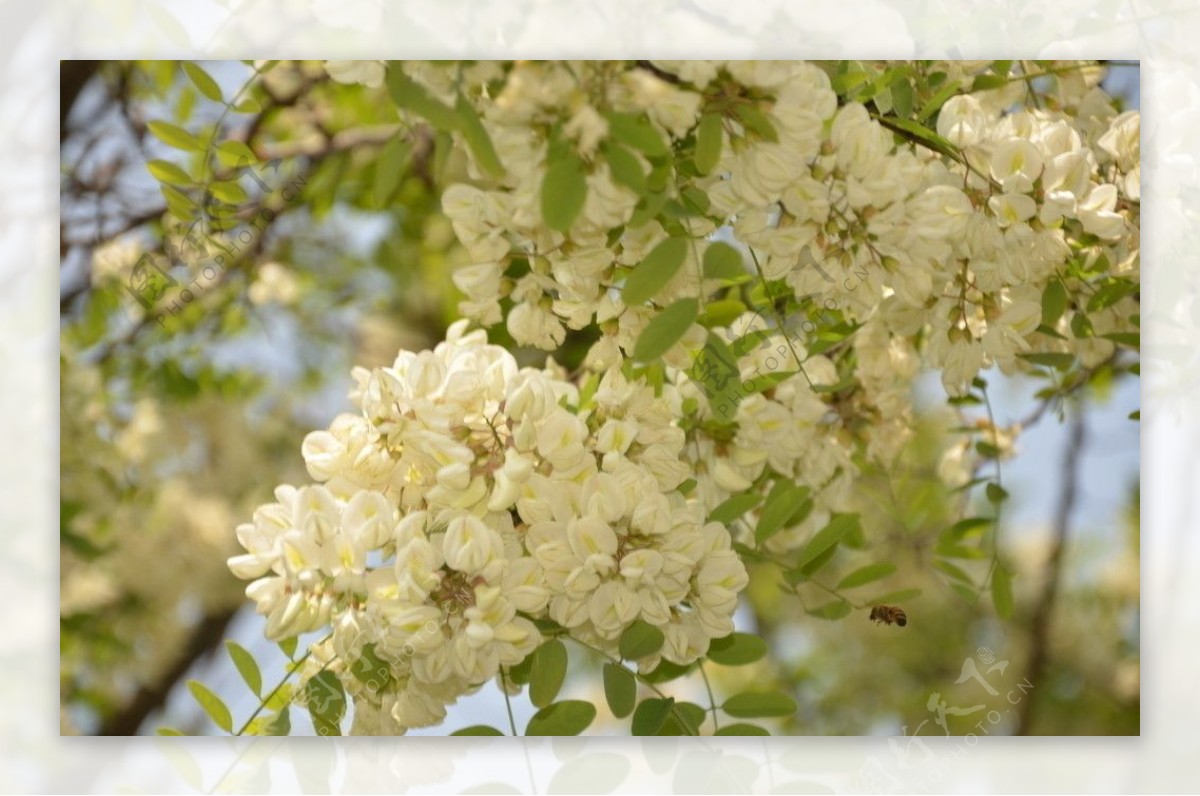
[324,60,385,88]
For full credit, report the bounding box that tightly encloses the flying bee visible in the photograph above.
[869,605,907,627]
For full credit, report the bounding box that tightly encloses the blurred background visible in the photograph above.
[58,60,1140,737]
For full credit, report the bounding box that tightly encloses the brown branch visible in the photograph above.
[97,607,238,735]
[60,60,103,142]
[1016,405,1087,735]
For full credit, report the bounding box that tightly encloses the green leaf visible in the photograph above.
[305,671,345,737]
[715,723,770,736]
[806,599,853,620]
[385,65,459,130]
[263,707,290,736]
[878,116,959,160]
[755,482,811,544]
[1019,352,1075,371]
[992,563,1014,619]
[935,558,975,585]
[631,697,675,736]
[733,104,779,142]
[147,120,202,152]
[702,241,745,280]
[690,332,744,419]
[208,179,248,205]
[216,140,259,168]
[525,700,597,736]
[156,727,184,736]
[709,493,761,525]
[605,111,669,157]
[723,691,797,719]
[971,73,1011,91]
[541,148,587,233]
[602,142,647,194]
[372,135,411,207]
[986,483,1009,504]
[707,633,767,666]
[455,93,505,178]
[694,112,723,175]
[916,78,962,121]
[603,663,637,718]
[453,725,506,736]
[1041,279,1068,326]
[146,159,193,186]
[224,641,261,697]
[622,236,689,305]
[641,659,694,684]
[619,620,665,660]
[1087,280,1139,312]
[182,62,223,102]
[187,680,232,733]
[699,299,749,328]
[793,540,837,580]
[633,298,698,361]
[837,562,897,590]
[869,587,922,605]
[529,638,568,708]
[795,514,859,569]
[1071,312,1094,339]
[1102,331,1139,348]
[891,76,914,117]
[943,517,992,541]
[278,638,297,659]
[659,701,706,735]
[950,582,978,603]
[349,644,394,693]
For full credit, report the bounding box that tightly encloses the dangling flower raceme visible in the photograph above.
[229,321,750,731]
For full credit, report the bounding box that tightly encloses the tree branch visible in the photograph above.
[1016,404,1087,734]
[97,607,238,735]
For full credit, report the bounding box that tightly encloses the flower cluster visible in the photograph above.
[231,59,1142,733]
[229,322,747,732]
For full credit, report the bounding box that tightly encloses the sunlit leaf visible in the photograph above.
[187,680,232,733]
[224,641,261,697]
[146,159,193,186]
[182,62,223,102]
[147,120,202,152]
